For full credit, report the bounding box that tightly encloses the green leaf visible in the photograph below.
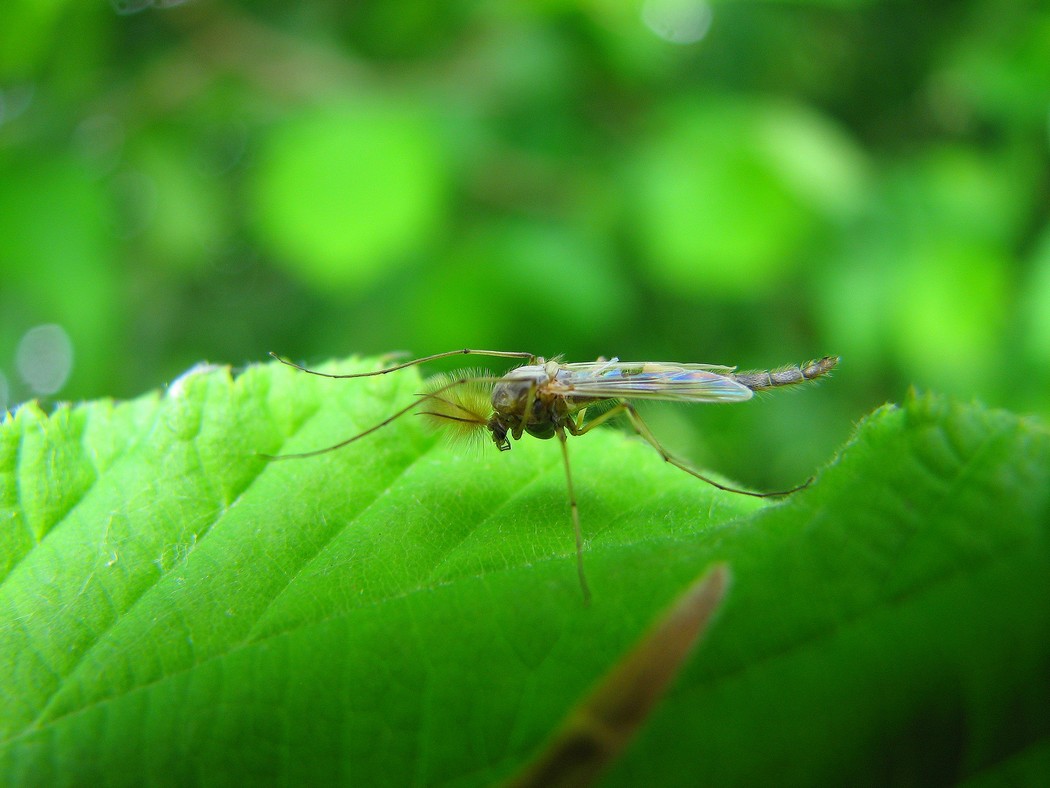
[1,358,1047,785]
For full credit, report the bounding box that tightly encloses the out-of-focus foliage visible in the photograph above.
[1,0,1048,489]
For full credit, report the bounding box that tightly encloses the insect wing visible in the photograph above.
[557,362,753,403]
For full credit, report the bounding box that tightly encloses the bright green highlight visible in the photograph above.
[250,101,448,291]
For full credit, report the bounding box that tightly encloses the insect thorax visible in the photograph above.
[489,364,568,445]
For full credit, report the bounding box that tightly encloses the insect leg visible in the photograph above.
[567,402,629,434]
[512,379,540,441]
[270,349,537,380]
[556,425,592,606]
[570,403,810,498]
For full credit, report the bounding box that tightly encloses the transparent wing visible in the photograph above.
[556,361,753,403]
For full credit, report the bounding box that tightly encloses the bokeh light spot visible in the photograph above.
[16,324,74,396]
[111,0,194,14]
[631,101,819,296]
[250,100,448,293]
[641,0,712,45]
[0,84,35,126]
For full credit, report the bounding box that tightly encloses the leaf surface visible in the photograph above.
[0,359,1047,785]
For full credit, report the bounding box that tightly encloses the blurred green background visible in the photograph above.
[1,0,1048,489]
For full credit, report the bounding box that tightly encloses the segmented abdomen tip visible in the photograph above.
[805,355,840,378]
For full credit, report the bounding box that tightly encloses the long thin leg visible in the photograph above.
[569,403,810,498]
[259,375,501,460]
[270,349,537,379]
[556,426,592,606]
[512,379,540,441]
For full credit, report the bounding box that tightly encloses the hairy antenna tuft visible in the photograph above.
[417,370,493,446]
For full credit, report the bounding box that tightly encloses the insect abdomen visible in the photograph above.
[732,355,839,392]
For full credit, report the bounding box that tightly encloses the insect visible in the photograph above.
[266,350,839,603]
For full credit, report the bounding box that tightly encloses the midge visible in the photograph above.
[266,350,839,603]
